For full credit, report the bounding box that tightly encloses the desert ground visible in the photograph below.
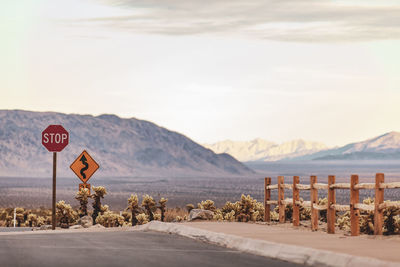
[1,161,400,210]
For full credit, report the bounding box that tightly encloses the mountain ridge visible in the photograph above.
[298,131,400,161]
[204,138,328,162]
[0,110,254,177]
[205,132,400,162]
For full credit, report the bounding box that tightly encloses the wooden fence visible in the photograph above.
[264,173,400,236]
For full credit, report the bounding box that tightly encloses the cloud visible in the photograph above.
[73,0,400,42]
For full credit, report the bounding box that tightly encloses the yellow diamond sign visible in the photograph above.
[70,150,99,183]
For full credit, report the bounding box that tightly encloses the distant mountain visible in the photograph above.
[291,132,400,161]
[203,139,328,162]
[0,110,254,177]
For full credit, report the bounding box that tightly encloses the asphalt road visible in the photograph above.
[0,227,33,232]
[0,231,303,267]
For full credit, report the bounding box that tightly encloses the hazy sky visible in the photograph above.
[1,0,400,147]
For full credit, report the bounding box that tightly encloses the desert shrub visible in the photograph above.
[56,200,77,228]
[318,198,328,222]
[158,198,168,222]
[165,208,188,222]
[175,216,183,222]
[273,204,292,222]
[127,194,141,226]
[224,210,235,222]
[213,210,224,221]
[75,188,90,217]
[142,194,156,221]
[136,213,149,225]
[121,211,131,223]
[37,216,45,227]
[6,216,13,227]
[237,195,256,222]
[197,200,216,211]
[101,204,109,214]
[270,211,279,221]
[91,186,107,224]
[0,210,7,221]
[336,211,351,231]
[221,201,240,215]
[186,204,195,213]
[153,213,161,221]
[336,197,400,235]
[15,208,25,227]
[27,214,37,227]
[96,211,124,227]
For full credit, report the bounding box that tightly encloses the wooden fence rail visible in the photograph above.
[264,173,400,236]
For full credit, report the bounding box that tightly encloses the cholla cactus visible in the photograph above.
[37,216,45,227]
[251,210,260,222]
[186,204,195,213]
[224,210,235,222]
[121,211,131,223]
[336,211,351,231]
[270,211,279,221]
[27,214,37,227]
[96,211,124,227]
[101,205,109,214]
[154,213,161,221]
[273,202,293,222]
[222,201,240,215]
[383,201,400,234]
[136,213,149,225]
[213,210,224,221]
[197,200,216,211]
[237,194,257,222]
[142,194,156,221]
[318,198,328,222]
[127,194,140,226]
[15,208,25,227]
[91,186,107,224]
[56,200,77,228]
[175,216,183,222]
[75,188,90,217]
[158,198,168,222]
[358,198,374,234]
[6,216,13,227]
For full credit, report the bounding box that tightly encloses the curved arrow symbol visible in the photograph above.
[80,155,89,179]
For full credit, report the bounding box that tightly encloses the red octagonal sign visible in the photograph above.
[42,125,69,152]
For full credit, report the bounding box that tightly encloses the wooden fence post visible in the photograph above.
[264,177,271,222]
[292,176,300,226]
[310,175,318,231]
[350,175,360,236]
[374,173,384,235]
[278,176,285,223]
[327,175,336,234]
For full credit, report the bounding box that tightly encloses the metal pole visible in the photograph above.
[52,152,57,230]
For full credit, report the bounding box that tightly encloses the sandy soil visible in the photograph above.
[182,221,400,263]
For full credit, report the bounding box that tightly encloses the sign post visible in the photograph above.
[42,125,69,230]
[70,150,99,193]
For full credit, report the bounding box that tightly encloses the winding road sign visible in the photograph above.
[70,150,99,183]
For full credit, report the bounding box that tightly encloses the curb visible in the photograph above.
[137,221,398,267]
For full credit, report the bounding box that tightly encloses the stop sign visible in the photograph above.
[42,125,69,152]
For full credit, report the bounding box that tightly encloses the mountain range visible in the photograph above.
[203,139,328,161]
[0,110,253,178]
[205,132,400,162]
[296,131,400,161]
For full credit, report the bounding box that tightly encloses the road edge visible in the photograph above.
[137,221,397,267]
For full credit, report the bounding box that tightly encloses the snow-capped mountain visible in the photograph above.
[203,139,328,162]
[0,110,254,177]
[299,132,400,160]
